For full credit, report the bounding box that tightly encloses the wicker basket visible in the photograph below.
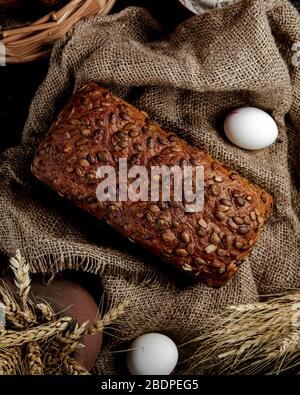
[1,0,116,64]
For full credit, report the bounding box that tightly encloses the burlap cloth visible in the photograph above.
[0,0,300,374]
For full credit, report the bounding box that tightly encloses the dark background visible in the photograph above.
[0,0,299,153]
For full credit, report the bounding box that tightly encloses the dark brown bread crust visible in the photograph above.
[31,83,273,288]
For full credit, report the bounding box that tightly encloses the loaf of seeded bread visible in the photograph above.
[31,82,273,288]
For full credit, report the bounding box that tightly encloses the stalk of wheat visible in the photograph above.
[0,250,129,375]
[181,291,300,375]
[2,250,300,375]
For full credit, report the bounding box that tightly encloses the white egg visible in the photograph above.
[126,333,178,375]
[224,107,278,150]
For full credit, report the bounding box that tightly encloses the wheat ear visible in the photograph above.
[0,316,72,347]
[63,357,90,375]
[183,290,300,375]
[9,250,31,310]
[88,300,129,335]
[36,302,56,322]
[0,348,22,375]
[60,321,89,344]
[26,342,43,375]
[45,321,88,366]
[0,284,35,327]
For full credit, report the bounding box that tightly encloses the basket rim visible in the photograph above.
[1,0,117,63]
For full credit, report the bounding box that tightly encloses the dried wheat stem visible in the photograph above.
[0,358,16,375]
[36,302,56,322]
[0,288,34,328]
[0,348,22,375]
[0,316,72,347]
[52,341,84,367]
[9,250,31,311]
[42,340,64,366]
[0,250,128,375]
[60,321,89,344]
[0,250,97,376]
[184,291,300,374]
[26,342,43,375]
[265,331,300,359]
[45,321,88,367]
[88,301,129,335]
[47,343,85,366]
[63,357,90,375]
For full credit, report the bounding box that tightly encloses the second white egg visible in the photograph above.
[224,107,278,150]
[126,333,178,375]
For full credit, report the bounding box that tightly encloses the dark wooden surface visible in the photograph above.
[0,0,299,153]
